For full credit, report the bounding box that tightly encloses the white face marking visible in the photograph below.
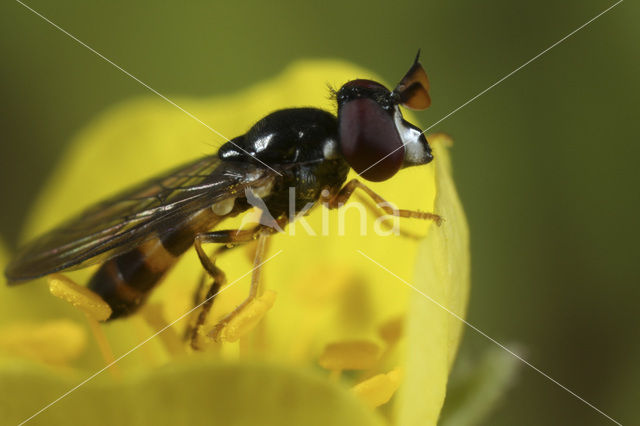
[212,197,235,216]
[322,138,339,159]
[393,107,428,165]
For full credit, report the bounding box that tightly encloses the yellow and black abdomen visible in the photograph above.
[88,209,220,319]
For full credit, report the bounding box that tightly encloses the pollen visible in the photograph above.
[48,273,112,321]
[352,368,403,408]
[318,340,381,370]
[213,290,277,343]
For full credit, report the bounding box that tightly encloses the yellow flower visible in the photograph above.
[0,60,469,425]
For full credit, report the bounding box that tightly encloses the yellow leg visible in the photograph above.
[327,178,442,225]
[208,231,270,342]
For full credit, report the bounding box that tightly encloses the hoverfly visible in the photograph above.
[5,53,439,349]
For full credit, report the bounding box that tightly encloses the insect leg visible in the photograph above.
[47,273,119,373]
[327,178,442,225]
[189,224,278,349]
[208,230,270,342]
[188,260,225,350]
[354,194,425,239]
[185,245,237,344]
[190,244,237,307]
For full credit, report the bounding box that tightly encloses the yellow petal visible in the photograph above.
[0,320,86,365]
[396,135,471,425]
[0,360,385,426]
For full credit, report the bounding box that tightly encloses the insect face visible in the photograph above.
[336,54,433,182]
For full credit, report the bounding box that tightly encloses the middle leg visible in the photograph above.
[208,231,270,342]
[189,224,279,349]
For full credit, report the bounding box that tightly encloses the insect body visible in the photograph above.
[5,53,437,344]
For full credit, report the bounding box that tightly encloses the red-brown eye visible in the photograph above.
[339,98,404,181]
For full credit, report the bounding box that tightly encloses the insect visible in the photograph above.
[5,52,440,349]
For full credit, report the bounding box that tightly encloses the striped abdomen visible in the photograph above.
[88,209,221,320]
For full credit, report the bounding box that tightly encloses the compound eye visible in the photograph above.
[339,98,404,181]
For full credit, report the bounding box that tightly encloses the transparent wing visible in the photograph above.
[6,155,275,282]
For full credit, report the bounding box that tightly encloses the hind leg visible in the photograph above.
[47,273,119,374]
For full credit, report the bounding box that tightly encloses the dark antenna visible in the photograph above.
[414,49,422,65]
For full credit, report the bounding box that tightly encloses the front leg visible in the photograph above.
[326,178,442,225]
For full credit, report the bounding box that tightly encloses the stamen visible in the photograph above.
[378,315,404,345]
[318,340,381,371]
[352,368,403,408]
[357,316,405,382]
[141,303,185,358]
[132,316,161,366]
[84,312,121,378]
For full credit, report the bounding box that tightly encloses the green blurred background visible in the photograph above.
[1,0,637,424]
